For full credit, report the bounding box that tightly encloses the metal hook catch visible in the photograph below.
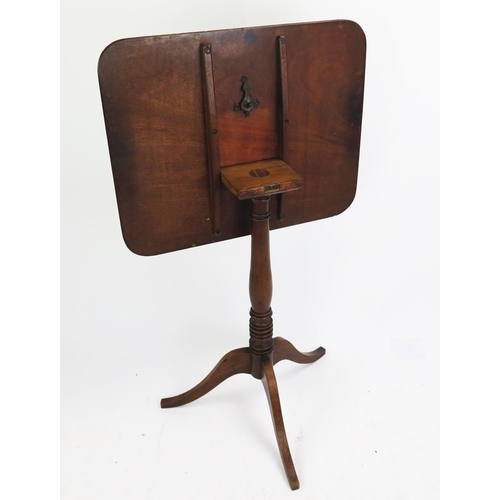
[233,76,259,117]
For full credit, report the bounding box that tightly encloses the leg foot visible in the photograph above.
[161,347,252,408]
[261,356,300,490]
[273,336,326,366]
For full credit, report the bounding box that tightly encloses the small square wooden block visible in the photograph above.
[221,159,303,200]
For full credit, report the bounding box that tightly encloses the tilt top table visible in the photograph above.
[98,19,366,490]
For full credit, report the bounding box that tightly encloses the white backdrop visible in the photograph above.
[61,1,439,498]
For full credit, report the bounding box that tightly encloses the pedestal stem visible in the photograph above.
[161,197,325,491]
[249,196,274,377]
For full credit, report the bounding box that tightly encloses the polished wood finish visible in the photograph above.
[277,35,290,221]
[201,44,222,236]
[221,159,303,200]
[160,347,252,408]
[99,19,365,491]
[273,336,326,365]
[98,20,366,256]
[248,196,274,379]
[261,356,300,490]
[160,340,326,409]
[278,35,290,160]
[160,335,325,489]
[160,193,326,489]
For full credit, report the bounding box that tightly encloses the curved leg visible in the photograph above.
[161,347,252,408]
[261,356,300,490]
[273,336,326,366]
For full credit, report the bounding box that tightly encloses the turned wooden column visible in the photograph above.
[249,196,274,378]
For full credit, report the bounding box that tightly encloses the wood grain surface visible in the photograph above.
[98,20,366,255]
[221,159,303,200]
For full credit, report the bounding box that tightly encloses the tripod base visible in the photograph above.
[160,337,325,490]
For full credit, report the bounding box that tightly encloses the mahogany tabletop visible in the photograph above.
[98,20,366,256]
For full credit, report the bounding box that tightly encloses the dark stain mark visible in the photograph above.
[245,30,258,45]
